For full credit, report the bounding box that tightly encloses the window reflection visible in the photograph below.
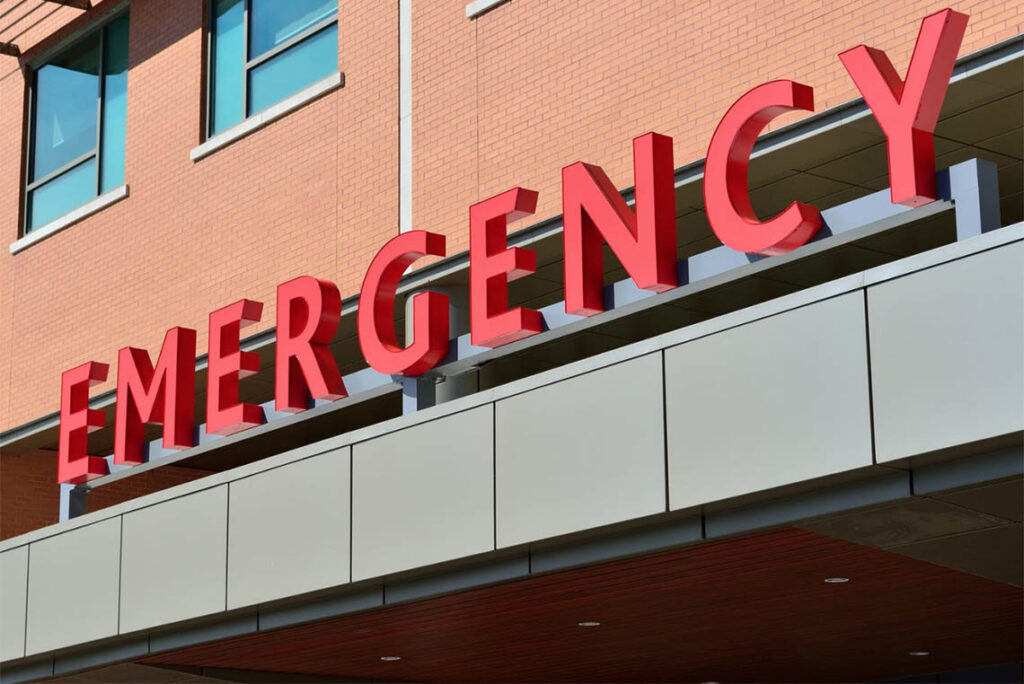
[209,0,338,135]
[26,14,129,233]
[248,23,337,116]
[29,158,97,229]
[211,0,244,134]
[249,0,336,58]
[101,14,129,193]
[31,34,99,182]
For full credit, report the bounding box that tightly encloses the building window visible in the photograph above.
[209,0,338,136]
[25,12,129,234]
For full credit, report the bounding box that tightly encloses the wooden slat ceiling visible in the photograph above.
[142,528,1024,683]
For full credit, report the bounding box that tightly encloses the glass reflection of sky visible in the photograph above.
[248,23,337,116]
[29,157,96,230]
[249,0,337,58]
[210,0,339,134]
[32,34,100,182]
[101,14,129,192]
[211,0,244,134]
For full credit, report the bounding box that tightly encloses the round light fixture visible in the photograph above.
[824,577,850,583]
[577,621,601,627]
[380,656,401,662]
[908,650,930,657]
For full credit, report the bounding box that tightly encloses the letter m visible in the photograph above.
[114,327,197,465]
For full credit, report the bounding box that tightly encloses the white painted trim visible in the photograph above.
[190,72,344,162]
[466,0,510,19]
[399,0,412,233]
[9,185,129,255]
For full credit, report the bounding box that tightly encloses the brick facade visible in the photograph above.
[0,449,213,540]
[0,450,57,540]
[0,1,1019,535]
[0,0,398,429]
[413,0,1020,254]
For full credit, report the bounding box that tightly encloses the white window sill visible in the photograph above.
[10,184,129,255]
[191,72,344,162]
[466,0,510,18]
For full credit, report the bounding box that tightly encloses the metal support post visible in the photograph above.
[402,284,476,414]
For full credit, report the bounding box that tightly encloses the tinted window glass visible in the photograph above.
[210,0,244,134]
[31,34,99,181]
[25,14,129,235]
[249,0,336,58]
[100,13,129,192]
[28,157,97,230]
[247,23,337,116]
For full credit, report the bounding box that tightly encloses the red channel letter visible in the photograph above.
[207,299,265,435]
[704,80,822,256]
[839,9,968,207]
[114,327,197,465]
[275,276,346,412]
[562,132,677,315]
[469,187,543,348]
[359,231,449,376]
[57,361,109,484]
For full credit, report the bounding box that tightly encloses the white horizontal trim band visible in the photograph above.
[466,0,510,19]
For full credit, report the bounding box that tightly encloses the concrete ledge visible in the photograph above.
[149,610,257,654]
[9,185,128,255]
[258,587,383,632]
[53,635,148,677]
[0,654,53,684]
[530,517,703,574]
[190,72,344,162]
[914,444,1024,495]
[466,0,510,18]
[385,555,529,605]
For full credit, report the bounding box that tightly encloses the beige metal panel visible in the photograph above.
[869,242,1024,462]
[25,519,121,655]
[0,546,28,661]
[228,448,351,609]
[352,406,493,581]
[495,353,666,549]
[119,487,227,634]
[666,292,873,510]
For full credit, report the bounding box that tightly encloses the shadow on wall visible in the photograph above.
[0,0,203,83]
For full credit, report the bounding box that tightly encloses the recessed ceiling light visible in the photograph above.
[380,656,401,661]
[701,681,720,684]
[909,650,930,657]
[824,577,850,583]
[578,621,601,627]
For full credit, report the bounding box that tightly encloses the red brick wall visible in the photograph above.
[0,450,58,540]
[413,0,1021,256]
[0,449,215,540]
[85,464,216,514]
[0,0,398,430]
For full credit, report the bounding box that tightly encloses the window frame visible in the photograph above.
[205,0,339,139]
[21,8,129,238]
